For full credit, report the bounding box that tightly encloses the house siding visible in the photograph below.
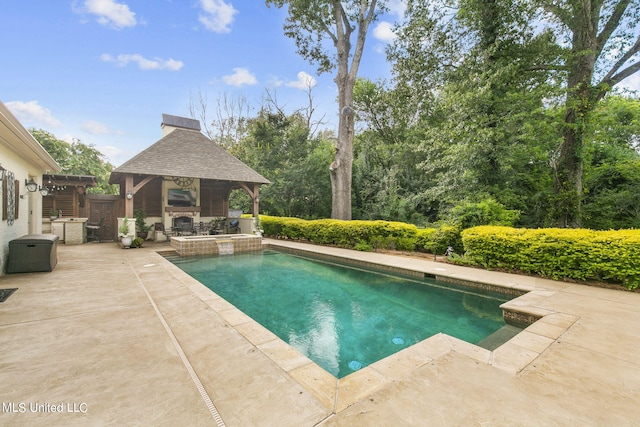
[1,101,60,275]
[0,153,40,274]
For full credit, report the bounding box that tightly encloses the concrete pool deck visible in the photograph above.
[0,239,639,425]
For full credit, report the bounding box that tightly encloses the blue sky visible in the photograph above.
[2,1,403,166]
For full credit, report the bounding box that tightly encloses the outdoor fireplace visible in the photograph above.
[173,216,193,230]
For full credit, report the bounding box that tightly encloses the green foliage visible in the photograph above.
[580,97,640,230]
[415,228,438,252]
[354,241,373,251]
[133,209,151,232]
[461,226,640,289]
[30,128,118,194]
[419,224,463,254]
[232,111,332,218]
[352,79,434,225]
[260,215,419,250]
[265,0,385,74]
[444,198,520,230]
[118,217,131,236]
[132,237,144,248]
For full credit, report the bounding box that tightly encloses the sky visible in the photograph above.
[1,0,404,166]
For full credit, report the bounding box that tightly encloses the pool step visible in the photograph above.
[477,325,522,351]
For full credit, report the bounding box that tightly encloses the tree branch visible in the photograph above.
[596,0,632,57]
[349,0,378,80]
[601,35,640,83]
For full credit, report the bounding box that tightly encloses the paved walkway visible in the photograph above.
[0,239,639,426]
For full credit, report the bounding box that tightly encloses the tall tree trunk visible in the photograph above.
[328,0,376,220]
[330,72,355,220]
[553,2,598,228]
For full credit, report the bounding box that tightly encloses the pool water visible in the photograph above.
[168,250,509,378]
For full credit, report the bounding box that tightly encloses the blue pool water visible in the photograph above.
[168,250,509,378]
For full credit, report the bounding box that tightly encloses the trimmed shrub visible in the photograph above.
[260,215,419,250]
[415,228,438,253]
[461,226,640,289]
[416,224,462,254]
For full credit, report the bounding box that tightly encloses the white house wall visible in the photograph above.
[0,100,61,275]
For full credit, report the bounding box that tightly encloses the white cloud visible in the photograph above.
[83,0,136,29]
[286,71,317,90]
[618,72,640,93]
[101,53,184,71]
[267,76,284,88]
[386,0,406,18]
[222,67,257,86]
[373,21,397,43]
[199,0,237,33]
[98,145,125,163]
[5,100,61,127]
[82,120,111,135]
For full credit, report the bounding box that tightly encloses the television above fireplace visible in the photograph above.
[167,188,196,207]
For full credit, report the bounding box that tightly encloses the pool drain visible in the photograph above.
[392,337,405,345]
[349,360,362,370]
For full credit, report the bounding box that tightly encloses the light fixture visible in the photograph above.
[25,178,38,192]
[39,186,49,196]
[126,191,133,200]
[0,164,6,181]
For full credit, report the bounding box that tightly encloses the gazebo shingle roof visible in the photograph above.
[109,128,269,184]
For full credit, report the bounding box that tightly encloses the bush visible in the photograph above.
[260,216,419,250]
[415,228,438,253]
[444,198,520,229]
[461,226,640,289]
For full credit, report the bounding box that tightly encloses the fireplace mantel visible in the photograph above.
[166,206,201,217]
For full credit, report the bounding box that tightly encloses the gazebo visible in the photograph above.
[109,114,270,235]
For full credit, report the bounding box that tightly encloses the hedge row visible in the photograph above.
[259,215,458,253]
[461,226,640,289]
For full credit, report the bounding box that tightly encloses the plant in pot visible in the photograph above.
[49,208,58,221]
[134,208,151,240]
[119,216,133,248]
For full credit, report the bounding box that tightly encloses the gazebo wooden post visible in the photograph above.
[252,184,260,218]
[124,174,134,218]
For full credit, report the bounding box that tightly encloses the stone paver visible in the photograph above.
[0,239,639,426]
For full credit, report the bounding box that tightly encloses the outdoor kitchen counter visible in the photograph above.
[52,218,88,244]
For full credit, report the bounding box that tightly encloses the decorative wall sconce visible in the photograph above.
[25,178,38,192]
[126,190,133,200]
[0,164,6,181]
[24,178,50,196]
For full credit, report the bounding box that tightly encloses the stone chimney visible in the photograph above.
[161,114,201,137]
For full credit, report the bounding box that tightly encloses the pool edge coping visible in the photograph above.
[151,241,580,414]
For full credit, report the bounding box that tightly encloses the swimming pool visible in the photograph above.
[168,249,511,378]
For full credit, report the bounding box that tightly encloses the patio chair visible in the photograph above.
[86,217,104,243]
[156,222,172,238]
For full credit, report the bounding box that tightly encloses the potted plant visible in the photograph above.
[134,208,151,240]
[119,216,133,248]
[49,208,58,221]
[131,237,144,248]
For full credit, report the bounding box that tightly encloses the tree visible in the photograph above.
[232,109,332,218]
[542,0,640,226]
[30,129,117,194]
[581,95,640,229]
[387,0,560,224]
[351,78,434,224]
[189,90,250,149]
[266,0,385,219]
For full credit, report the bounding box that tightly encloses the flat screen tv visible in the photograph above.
[167,189,196,207]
